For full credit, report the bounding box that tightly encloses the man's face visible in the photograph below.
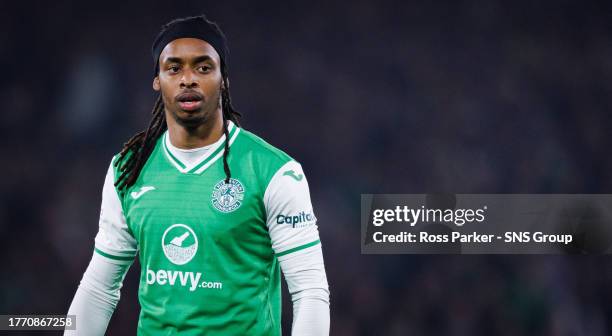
[154,38,223,128]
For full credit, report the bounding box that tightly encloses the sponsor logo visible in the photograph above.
[211,178,245,213]
[276,211,316,228]
[148,224,222,292]
[283,170,303,181]
[146,269,223,292]
[162,224,198,265]
[131,186,156,199]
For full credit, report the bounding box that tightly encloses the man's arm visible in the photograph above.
[264,161,330,336]
[65,159,138,336]
[279,247,330,335]
[66,254,133,336]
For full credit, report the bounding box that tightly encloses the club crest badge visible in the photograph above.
[211,178,245,213]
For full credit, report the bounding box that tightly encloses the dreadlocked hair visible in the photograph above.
[219,62,242,183]
[114,62,241,191]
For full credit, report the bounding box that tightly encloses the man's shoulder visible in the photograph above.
[110,135,164,172]
[235,128,302,188]
[236,127,294,165]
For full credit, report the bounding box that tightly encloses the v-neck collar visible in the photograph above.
[162,121,240,174]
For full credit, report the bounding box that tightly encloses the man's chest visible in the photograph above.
[121,171,268,254]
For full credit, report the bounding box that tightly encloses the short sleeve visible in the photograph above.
[93,159,138,265]
[264,161,321,261]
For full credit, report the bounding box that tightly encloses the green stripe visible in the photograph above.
[163,133,187,169]
[94,248,135,261]
[187,125,238,173]
[276,240,320,257]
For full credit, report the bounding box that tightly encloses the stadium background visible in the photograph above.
[2,1,612,335]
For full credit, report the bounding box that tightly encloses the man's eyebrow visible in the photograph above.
[192,55,214,64]
[164,57,183,64]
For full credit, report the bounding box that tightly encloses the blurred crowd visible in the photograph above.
[2,1,612,335]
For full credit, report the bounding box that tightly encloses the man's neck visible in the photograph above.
[166,111,224,149]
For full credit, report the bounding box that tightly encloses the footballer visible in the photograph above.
[65,15,330,335]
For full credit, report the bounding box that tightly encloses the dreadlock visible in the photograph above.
[221,61,242,183]
[220,64,242,183]
[114,17,241,190]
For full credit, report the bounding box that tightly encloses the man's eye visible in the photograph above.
[198,65,211,72]
[168,66,180,73]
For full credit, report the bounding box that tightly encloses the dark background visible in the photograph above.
[2,0,612,335]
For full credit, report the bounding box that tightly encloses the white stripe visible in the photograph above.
[162,132,190,173]
[162,121,236,174]
[193,127,241,174]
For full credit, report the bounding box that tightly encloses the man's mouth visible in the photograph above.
[176,92,204,111]
[178,100,202,111]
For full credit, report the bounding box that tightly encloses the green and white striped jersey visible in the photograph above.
[94,121,322,335]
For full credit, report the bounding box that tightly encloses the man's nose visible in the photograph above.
[180,69,199,88]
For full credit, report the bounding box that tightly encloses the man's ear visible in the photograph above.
[222,78,230,90]
[153,76,161,91]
